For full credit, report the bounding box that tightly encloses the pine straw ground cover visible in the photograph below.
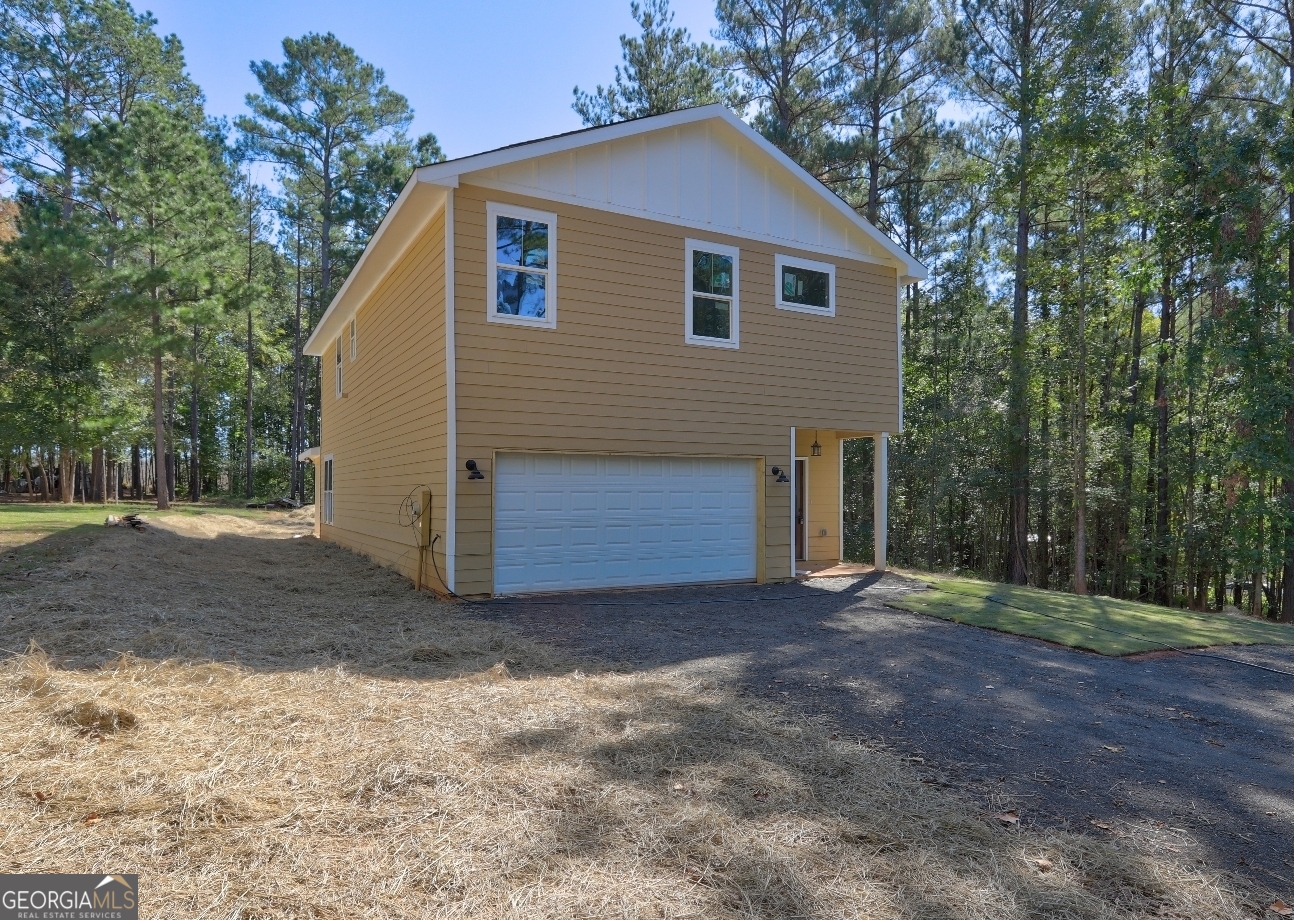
[0,512,1265,919]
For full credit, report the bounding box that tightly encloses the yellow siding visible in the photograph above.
[319,206,449,586]
[797,430,844,565]
[452,185,898,595]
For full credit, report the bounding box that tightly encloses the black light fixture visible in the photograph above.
[466,459,485,480]
[771,466,790,483]
[811,431,822,457]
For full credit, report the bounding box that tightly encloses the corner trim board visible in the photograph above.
[445,189,457,592]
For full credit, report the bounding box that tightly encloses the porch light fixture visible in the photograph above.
[771,466,790,483]
[466,459,485,480]
[811,432,822,457]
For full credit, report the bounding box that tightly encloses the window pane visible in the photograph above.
[693,296,731,339]
[781,265,830,308]
[497,269,547,318]
[692,250,732,297]
[496,216,548,269]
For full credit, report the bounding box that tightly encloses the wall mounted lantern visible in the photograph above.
[466,459,485,480]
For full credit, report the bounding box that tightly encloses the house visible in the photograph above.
[301,105,926,597]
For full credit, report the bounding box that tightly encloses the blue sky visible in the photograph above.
[142,0,722,159]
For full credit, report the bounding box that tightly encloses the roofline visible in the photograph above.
[306,105,926,355]
[414,105,926,280]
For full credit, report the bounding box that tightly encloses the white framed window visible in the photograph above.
[349,318,357,360]
[775,254,835,316]
[486,202,557,329]
[334,337,343,397]
[685,239,740,349]
[322,455,334,525]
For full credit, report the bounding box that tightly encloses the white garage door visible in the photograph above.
[494,453,757,594]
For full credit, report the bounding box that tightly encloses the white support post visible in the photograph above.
[874,432,888,572]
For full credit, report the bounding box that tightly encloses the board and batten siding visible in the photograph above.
[319,205,449,584]
[452,184,899,595]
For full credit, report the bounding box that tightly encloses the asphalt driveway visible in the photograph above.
[470,572,1294,899]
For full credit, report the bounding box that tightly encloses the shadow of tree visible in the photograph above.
[0,516,579,680]
[483,676,1255,919]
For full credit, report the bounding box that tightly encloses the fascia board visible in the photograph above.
[304,179,446,355]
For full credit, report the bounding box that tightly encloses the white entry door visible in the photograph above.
[494,453,758,594]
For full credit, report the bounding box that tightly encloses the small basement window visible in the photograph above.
[349,318,357,360]
[775,254,835,316]
[487,202,557,329]
[335,337,343,397]
[322,455,334,524]
[685,239,740,349]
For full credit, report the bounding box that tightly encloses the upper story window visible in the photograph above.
[335,337,343,397]
[487,202,557,330]
[349,318,357,359]
[775,254,835,316]
[685,239,740,349]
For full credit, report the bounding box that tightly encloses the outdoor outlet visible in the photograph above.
[819,528,828,537]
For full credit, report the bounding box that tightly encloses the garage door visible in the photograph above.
[494,453,757,594]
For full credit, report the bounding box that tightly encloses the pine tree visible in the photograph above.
[573,0,740,126]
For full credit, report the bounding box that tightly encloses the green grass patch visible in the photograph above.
[889,574,1294,656]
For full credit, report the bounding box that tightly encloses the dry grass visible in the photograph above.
[0,513,1264,919]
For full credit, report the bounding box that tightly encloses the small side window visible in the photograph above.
[685,239,740,349]
[775,254,836,316]
[335,338,343,397]
[322,455,334,524]
[349,318,357,360]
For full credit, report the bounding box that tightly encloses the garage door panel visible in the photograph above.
[494,453,757,594]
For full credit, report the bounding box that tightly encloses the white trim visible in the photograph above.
[684,238,740,349]
[874,433,888,572]
[795,455,809,564]
[838,438,845,563]
[445,190,457,593]
[775,253,836,316]
[485,201,558,330]
[349,318,357,360]
[897,280,905,434]
[414,106,926,280]
[334,338,343,398]
[789,426,796,579]
[297,447,319,463]
[467,176,891,269]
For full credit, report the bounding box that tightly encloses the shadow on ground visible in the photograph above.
[469,574,1294,902]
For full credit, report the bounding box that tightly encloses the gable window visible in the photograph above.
[349,318,357,360]
[335,338,343,397]
[685,239,739,349]
[487,202,557,329]
[322,455,334,525]
[775,254,835,316]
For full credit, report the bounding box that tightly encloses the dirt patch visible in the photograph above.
[0,518,1266,919]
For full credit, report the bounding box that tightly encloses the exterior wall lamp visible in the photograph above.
[771,466,790,483]
[466,459,485,480]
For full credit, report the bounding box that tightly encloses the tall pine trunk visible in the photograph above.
[1153,271,1173,605]
[1007,112,1032,586]
[189,361,201,503]
[1117,278,1147,597]
[1283,177,1294,620]
[153,308,170,511]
